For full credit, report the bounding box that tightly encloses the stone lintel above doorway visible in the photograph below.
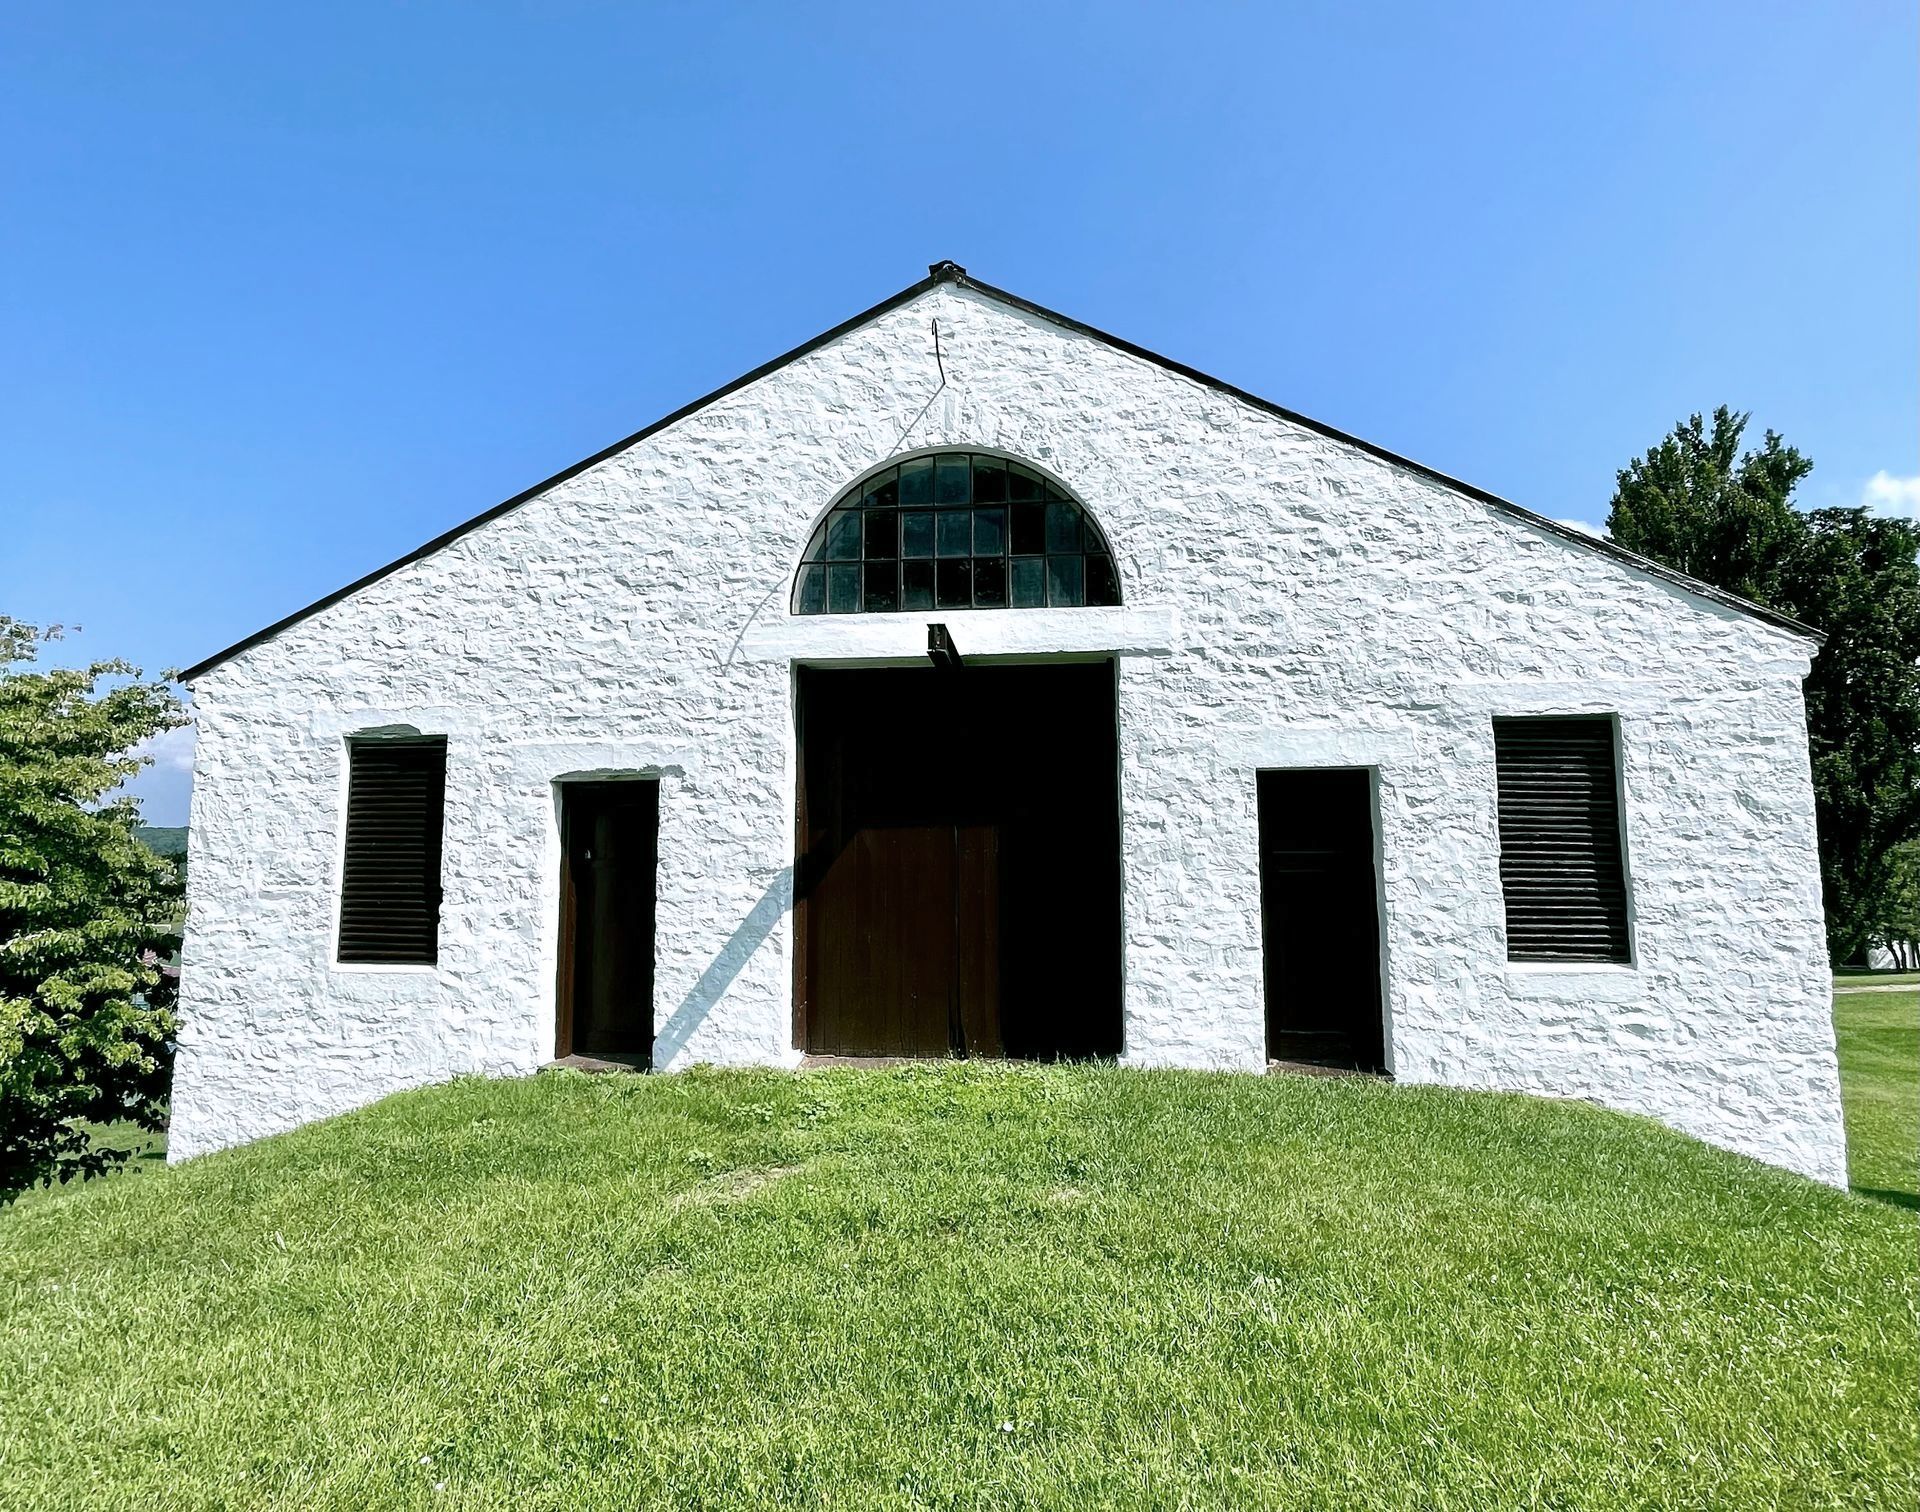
[737,604,1178,665]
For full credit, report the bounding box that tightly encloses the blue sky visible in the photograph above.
[3,2,1914,824]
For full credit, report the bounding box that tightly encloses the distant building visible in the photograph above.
[169,265,1845,1184]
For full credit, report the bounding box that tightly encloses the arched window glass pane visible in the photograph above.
[793,453,1119,615]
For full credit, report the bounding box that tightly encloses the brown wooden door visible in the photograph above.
[795,663,1117,1060]
[805,819,999,1057]
[556,781,659,1063]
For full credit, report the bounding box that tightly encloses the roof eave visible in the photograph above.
[944,269,1824,648]
[179,262,1821,682]
[179,270,949,682]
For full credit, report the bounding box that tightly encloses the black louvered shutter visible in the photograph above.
[1492,718,1631,963]
[338,738,447,965]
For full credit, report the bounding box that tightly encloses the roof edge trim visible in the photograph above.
[179,272,946,681]
[181,265,1819,681]
[944,271,1822,646]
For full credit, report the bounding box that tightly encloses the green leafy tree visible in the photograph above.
[1779,511,1920,963]
[1605,406,1811,603]
[1,618,186,1201]
[1608,414,1920,963]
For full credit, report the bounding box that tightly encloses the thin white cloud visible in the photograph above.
[1552,517,1605,538]
[1862,470,1920,520]
[132,721,196,774]
[114,718,197,826]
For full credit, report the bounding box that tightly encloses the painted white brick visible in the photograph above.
[169,284,1846,1185]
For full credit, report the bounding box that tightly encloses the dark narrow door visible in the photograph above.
[1258,768,1385,1072]
[557,781,659,1064]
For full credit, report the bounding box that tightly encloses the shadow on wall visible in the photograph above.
[652,868,792,1064]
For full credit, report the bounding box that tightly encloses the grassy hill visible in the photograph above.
[2,1065,1914,1508]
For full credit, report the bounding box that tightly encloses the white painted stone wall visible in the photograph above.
[169,282,1846,1185]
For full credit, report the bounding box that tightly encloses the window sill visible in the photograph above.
[1505,961,1642,1003]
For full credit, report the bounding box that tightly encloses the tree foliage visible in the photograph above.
[1608,411,1920,963]
[1606,406,1812,604]
[1780,512,1920,962]
[1,617,186,1201]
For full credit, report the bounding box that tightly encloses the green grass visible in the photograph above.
[9,1119,167,1214]
[2,1065,1915,1508]
[1835,980,1920,1207]
[1838,970,1919,988]
[88,1116,166,1164]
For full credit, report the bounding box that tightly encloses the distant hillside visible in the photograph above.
[134,825,188,859]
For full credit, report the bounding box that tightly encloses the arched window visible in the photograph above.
[793,453,1120,615]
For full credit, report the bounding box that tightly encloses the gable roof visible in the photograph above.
[179,261,1817,680]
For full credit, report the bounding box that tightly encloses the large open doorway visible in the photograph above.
[1257,768,1386,1073]
[555,780,660,1066]
[795,661,1122,1060]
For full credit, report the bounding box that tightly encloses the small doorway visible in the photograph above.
[795,662,1122,1060]
[556,780,660,1066]
[1257,768,1386,1072]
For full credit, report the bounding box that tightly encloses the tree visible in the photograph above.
[1607,413,1920,963]
[1779,511,1920,962]
[1606,406,1811,604]
[0,618,186,1201]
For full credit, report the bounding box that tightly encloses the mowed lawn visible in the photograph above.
[1834,974,1920,1207]
[2,1048,1915,1509]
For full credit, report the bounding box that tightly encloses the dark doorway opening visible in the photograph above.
[1258,768,1386,1073]
[556,780,660,1066]
[796,661,1122,1060]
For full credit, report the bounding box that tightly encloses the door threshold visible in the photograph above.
[801,1053,1062,1069]
[1266,1058,1388,1079]
[799,1053,1122,1069]
[549,1051,652,1074]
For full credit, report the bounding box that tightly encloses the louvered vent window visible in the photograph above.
[1492,717,1632,964]
[337,738,447,965]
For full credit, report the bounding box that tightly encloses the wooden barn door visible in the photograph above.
[795,662,1119,1061]
[804,820,1000,1057]
[798,667,1001,1056]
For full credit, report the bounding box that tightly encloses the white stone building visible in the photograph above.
[170,264,1846,1184]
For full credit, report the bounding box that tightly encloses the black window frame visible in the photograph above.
[1491,715,1634,965]
[793,452,1121,615]
[336,735,448,967]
